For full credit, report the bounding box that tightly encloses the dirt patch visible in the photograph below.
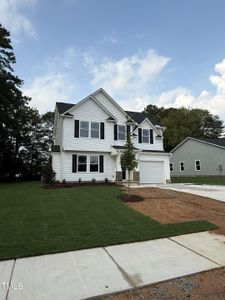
[124,187,225,236]
[119,194,144,202]
[101,187,225,300]
[99,267,225,300]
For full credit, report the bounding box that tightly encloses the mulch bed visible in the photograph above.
[119,194,144,202]
[43,182,116,189]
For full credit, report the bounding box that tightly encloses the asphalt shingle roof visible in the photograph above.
[125,111,158,125]
[198,138,225,148]
[51,145,60,152]
[56,102,75,114]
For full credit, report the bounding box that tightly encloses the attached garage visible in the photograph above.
[139,160,165,184]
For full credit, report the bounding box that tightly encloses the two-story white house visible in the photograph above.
[52,88,170,184]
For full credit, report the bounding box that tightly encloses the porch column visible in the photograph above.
[133,152,140,182]
[135,152,139,171]
[116,151,123,182]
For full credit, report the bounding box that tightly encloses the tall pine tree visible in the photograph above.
[0,24,31,180]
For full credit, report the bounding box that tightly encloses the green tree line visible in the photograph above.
[144,104,224,152]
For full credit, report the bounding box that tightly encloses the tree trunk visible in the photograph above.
[128,170,131,199]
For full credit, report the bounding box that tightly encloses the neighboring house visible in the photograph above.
[52,88,170,183]
[170,137,225,177]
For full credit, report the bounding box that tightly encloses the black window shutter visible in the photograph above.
[114,124,118,140]
[127,125,130,137]
[138,128,142,143]
[99,155,104,173]
[150,129,154,144]
[100,122,105,139]
[74,120,79,138]
[72,154,77,173]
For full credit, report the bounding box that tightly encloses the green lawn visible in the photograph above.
[0,182,217,261]
[171,176,225,185]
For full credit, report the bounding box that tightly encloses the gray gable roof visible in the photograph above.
[171,136,225,153]
[125,111,157,125]
[56,102,74,114]
[198,138,225,148]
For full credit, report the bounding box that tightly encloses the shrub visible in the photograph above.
[42,163,56,184]
[62,179,66,184]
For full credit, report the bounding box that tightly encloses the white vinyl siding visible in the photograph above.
[61,152,116,181]
[135,119,163,151]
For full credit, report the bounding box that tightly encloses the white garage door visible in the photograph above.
[139,161,164,184]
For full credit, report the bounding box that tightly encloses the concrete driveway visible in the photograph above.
[159,184,225,203]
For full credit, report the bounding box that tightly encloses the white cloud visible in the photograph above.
[156,58,225,120]
[23,48,78,113]
[157,87,195,107]
[0,0,37,39]
[24,73,75,114]
[87,49,171,109]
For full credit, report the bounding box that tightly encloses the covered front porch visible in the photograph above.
[111,145,141,184]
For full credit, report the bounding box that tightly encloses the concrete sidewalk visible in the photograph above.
[1,232,225,300]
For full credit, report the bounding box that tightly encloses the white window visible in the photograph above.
[195,160,201,171]
[91,122,99,138]
[118,125,126,140]
[80,121,89,137]
[90,156,99,172]
[180,162,184,172]
[78,155,87,172]
[170,163,173,172]
[143,129,149,143]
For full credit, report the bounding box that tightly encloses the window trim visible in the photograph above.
[91,122,100,139]
[195,160,201,171]
[77,155,87,173]
[142,129,150,143]
[90,155,99,173]
[80,121,89,138]
[170,163,173,172]
[118,125,126,141]
[180,161,184,172]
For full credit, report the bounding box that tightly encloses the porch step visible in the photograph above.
[121,181,139,187]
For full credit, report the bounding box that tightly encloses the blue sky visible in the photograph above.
[2,0,225,119]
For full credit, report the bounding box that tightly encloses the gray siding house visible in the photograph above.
[170,137,225,177]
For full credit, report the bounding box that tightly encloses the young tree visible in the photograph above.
[121,134,138,199]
